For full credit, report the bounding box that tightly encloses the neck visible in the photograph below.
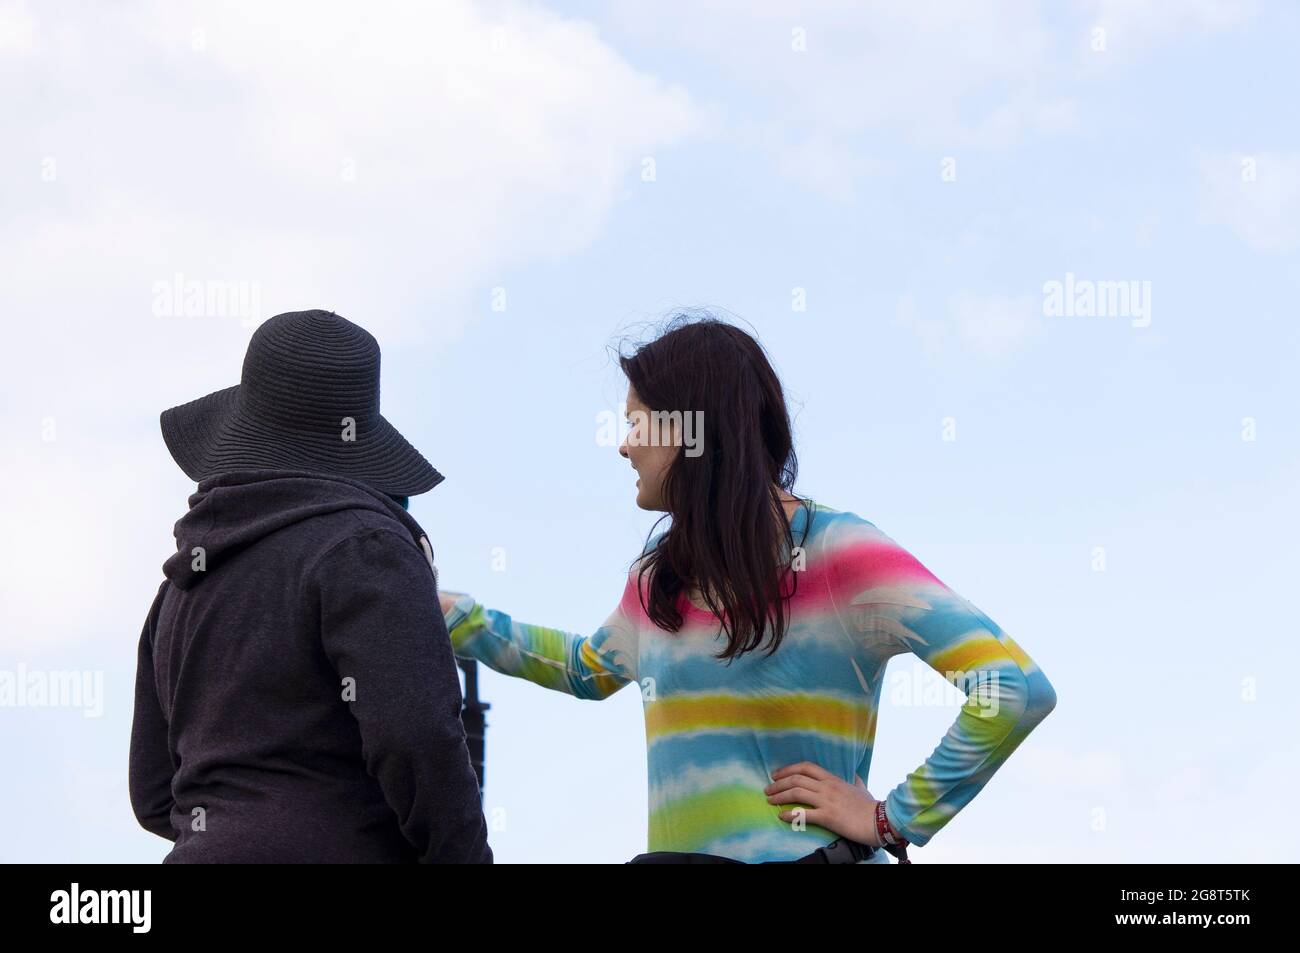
[776,489,802,519]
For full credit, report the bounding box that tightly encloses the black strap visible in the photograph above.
[791,837,875,864]
[883,841,912,864]
[628,837,900,864]
[627,851,742,864]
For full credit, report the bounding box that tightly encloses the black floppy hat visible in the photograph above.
[160,309,443,496]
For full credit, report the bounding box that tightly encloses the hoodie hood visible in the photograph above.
[164,469,435,591]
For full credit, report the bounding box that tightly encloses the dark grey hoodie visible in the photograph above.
[129,469,492,863]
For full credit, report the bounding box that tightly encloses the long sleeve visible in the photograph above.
[443,573,641,701]
[128,580,178,842]
[827,515,1058,848]
[315,529,492,864]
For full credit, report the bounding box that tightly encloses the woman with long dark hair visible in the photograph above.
[440,314,1058,863]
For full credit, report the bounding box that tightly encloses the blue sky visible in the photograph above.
[1,0,1297,862]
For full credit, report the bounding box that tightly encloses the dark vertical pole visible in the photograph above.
[458,658,489,799]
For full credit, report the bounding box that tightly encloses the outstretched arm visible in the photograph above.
[441,574,641,701]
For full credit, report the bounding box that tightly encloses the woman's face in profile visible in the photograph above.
[619,387,678,512]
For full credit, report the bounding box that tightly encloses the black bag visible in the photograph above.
[628,837,910,864]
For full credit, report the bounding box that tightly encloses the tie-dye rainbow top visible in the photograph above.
[443,502,1057,862]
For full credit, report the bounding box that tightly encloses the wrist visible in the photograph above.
[874,800,908,847]
[858,801,885,847]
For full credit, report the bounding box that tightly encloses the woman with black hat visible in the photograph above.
[129,309,491,863]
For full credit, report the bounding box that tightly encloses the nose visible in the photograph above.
[618,438,630,460]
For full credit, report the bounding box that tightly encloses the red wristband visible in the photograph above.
[875,801,906,846]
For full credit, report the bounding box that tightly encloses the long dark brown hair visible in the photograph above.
[619,314,809,661]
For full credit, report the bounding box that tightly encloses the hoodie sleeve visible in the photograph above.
[314,528,492,864]
[441,572,641,701]
[129,580,179,842]
[827,516,1058,849]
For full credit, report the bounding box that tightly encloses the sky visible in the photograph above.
[1,0,1297,863]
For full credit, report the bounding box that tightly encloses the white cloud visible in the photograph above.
[1077,0,1257,62]
[0,0,699,650]
[609,0,1258,198]
[612,0,1075,154]
[895,290,1044,361]
[0,0,36,54]
[1195,150,1300,252]
[770,132,887,203]
[2,0,698,342]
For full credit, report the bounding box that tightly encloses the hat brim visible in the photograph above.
[160,385,444,496]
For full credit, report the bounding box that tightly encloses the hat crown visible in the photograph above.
[238,310,381,429]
